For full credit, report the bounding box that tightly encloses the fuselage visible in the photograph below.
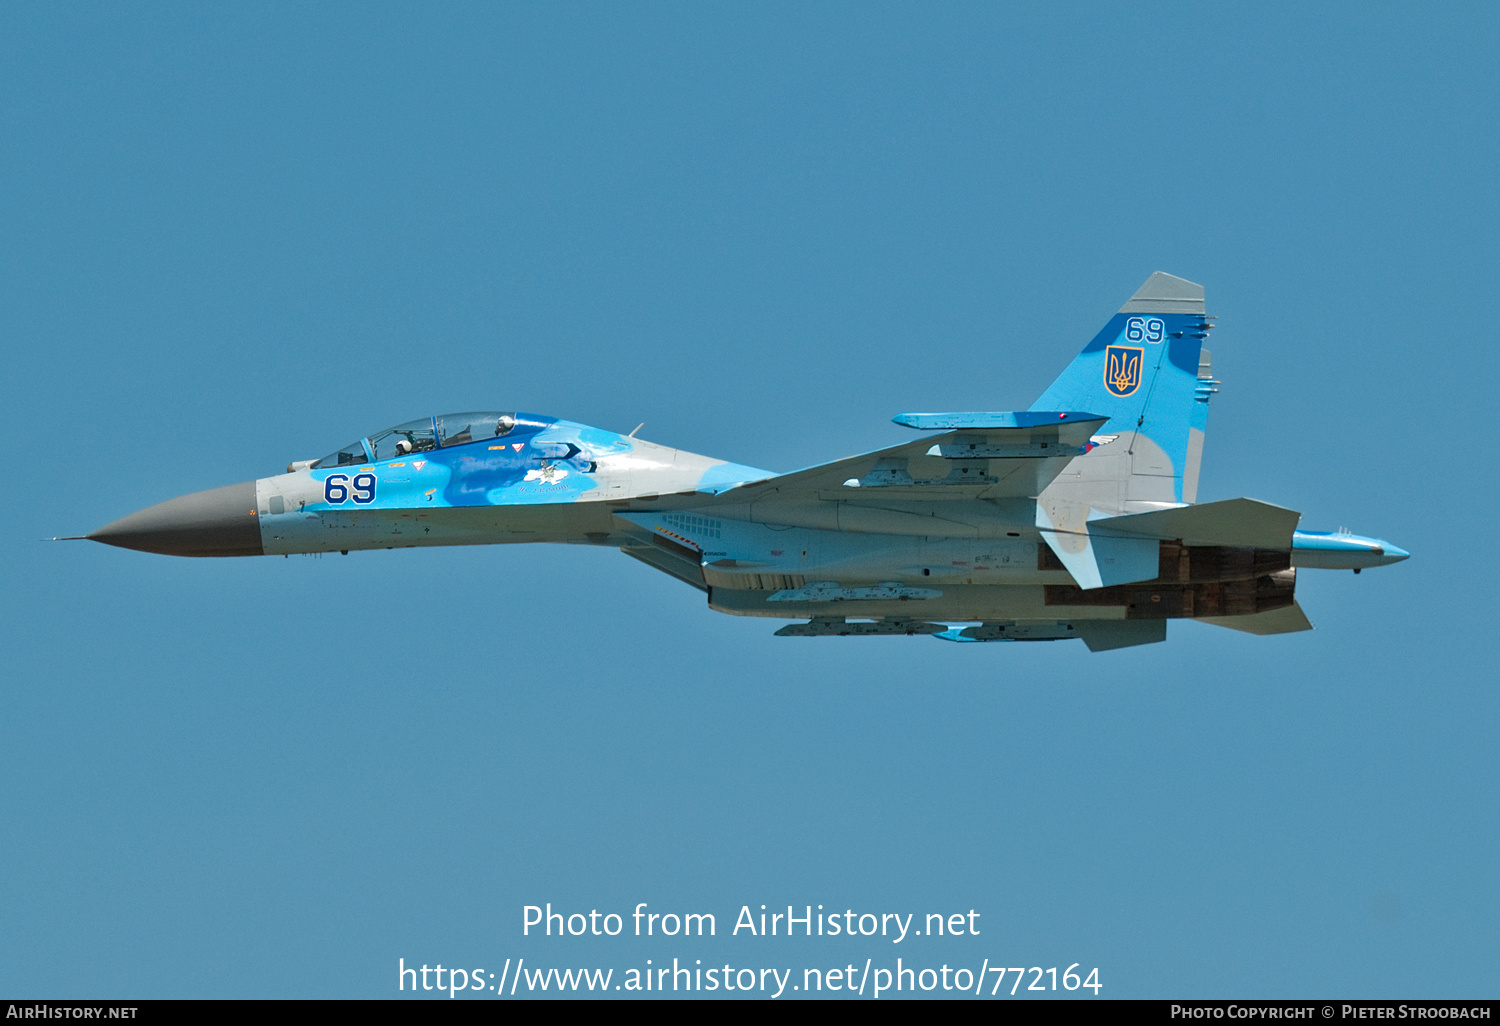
[86,411,1406,629]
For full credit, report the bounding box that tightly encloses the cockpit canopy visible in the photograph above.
[312,412,520,468]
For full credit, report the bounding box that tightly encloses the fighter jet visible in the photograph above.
[82,273,1407,650]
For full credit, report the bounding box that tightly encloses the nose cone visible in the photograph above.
[1379,542,1410,565]
[89,481,264,557]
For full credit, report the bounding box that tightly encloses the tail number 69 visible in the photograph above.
[324,473,377,505]
[1125,317,1166,343]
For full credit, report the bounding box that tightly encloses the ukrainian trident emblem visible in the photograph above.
[1104,345,1143,398]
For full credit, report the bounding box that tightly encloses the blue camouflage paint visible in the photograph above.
[306,413,770,511]
[1030,312,1210,502]
[697,460,775,493]
[1292,530,1407,557]
[308,414,599,510]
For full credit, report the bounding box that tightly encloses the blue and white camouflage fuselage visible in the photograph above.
[84,273,1409,652]
[256,415,772,556]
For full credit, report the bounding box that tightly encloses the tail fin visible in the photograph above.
[1030,272,1215,511]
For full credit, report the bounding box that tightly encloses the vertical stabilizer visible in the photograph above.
[1031,272,1215,517]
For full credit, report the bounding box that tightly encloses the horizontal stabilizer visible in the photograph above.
[1198,601,1313,635]
[1076,619,1167,651]
[1091,498,1301,550]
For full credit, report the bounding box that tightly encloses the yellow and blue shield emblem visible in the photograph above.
[1104,345,1143,398]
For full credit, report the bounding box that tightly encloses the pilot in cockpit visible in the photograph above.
[393,433,436,456]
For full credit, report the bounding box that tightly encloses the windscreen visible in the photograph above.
[311,439,371,469]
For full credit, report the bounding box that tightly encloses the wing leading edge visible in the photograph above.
[703,412,1108,504]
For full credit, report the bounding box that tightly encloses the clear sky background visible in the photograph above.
[3,2,1496,999]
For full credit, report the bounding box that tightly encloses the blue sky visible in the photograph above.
[3,2,1496,998]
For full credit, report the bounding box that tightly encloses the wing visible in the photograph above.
[706,412,1108,504]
